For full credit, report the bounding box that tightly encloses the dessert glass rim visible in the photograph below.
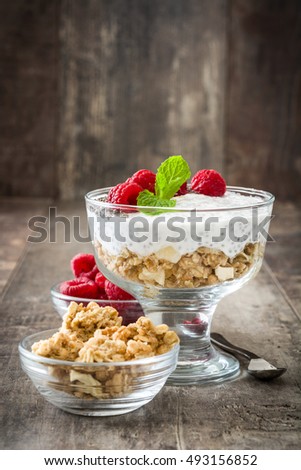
[19,328,180,368]
[85,185,275,212]
[51,281,139,304]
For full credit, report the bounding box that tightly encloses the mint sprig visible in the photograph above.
[137,155,191,214]
[155,155,191,199]
[137,190,176,214]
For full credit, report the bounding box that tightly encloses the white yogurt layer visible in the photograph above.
[172,192,262,210]
[94,191,273,259]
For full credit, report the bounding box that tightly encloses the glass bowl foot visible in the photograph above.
[140,297,240,385]
[167,346,240,385]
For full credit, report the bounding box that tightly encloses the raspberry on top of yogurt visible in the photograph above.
[105,155,227,211]
[191,169,226,197]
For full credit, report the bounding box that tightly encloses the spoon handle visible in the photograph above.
[211,332,259,360]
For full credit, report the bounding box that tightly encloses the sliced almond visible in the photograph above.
[70,370,105,398]
[155,246,182,263]
[70,370,100,386]
[215,266,234,281]
[139,268,165,286]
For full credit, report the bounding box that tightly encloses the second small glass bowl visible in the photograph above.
[50,282,144,325]
[19,329,179,416]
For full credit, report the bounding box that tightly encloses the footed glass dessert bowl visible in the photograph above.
[85,186,274,385]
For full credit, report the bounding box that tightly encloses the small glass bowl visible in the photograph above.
[19,329,179,416]
[51,282,144,325]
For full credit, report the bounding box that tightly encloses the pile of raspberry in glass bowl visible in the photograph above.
[51,252,144,326]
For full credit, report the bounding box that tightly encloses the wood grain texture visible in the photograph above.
[58,0,227,199]
[1,0,301,201]
[265,200,301,319]
[0,198,50,295]
[0,0,60,198]
[226,0,301,200]
[1,199,300,450]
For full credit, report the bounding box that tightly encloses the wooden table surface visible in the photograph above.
[1,198,300,450]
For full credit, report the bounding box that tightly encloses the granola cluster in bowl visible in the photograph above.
[19,302,179,416]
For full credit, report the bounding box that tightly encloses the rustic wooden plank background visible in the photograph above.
[0,0,300,200]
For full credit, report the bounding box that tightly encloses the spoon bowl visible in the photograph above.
[211,332,287,380]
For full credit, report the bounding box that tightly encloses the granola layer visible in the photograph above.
[96,242,263,288]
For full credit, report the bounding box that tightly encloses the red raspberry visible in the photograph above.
[60,278,99,299]
[191,169,226,197]
[104,280,134,301]
[183,317,207,334]
[71,253,96,278]
[107,181,143,205]
[118,305,145,326]
[96,291,109,300]
[175,182,188,196]
[79,264,99,281]
[128,169,156,193]
[94,272,106,290]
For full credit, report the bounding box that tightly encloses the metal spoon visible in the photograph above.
[211,332,287,380]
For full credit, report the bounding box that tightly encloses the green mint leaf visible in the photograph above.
[155,155,191,199]
[137,190,176,215]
